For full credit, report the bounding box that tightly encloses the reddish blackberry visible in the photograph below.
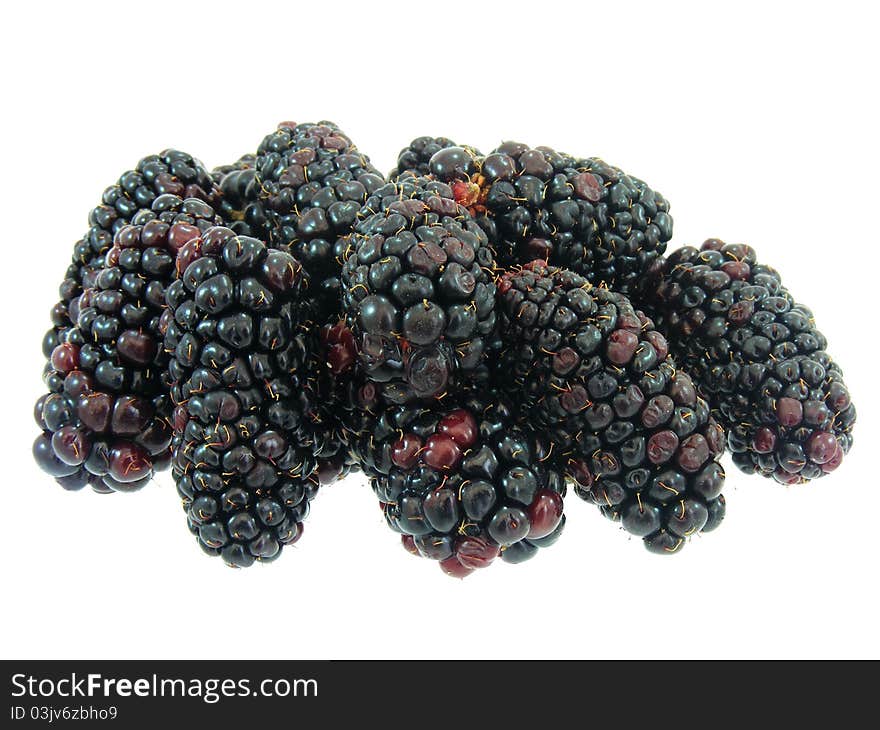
[637,240,855,484]
[389,136,482,180]
[211,154,270,239]
[33,195,222,493]
[352,391,566,577]
[424,143,672,293]
[254,121,384,312]
[497,261,726,553]
[341,175,498,404]
[164,226,322,565]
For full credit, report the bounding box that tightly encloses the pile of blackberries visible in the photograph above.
[32,123,856,576]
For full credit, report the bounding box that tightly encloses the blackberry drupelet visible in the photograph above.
[164,226,323,566]
[211,154,256,182]
[497,260,726,553]
[351,390,566,577]
[341,175,498,404]
[33,195,222,493]
[424,142,672,293]
[254,121,384,312]
[211,154,270,239]
[389,136,482,180]
[637,239,855,484]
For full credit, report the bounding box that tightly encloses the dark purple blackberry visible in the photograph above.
[45,151,218,354]
[33,196,221,493]
[164,226,322,566]
[172,407,318,567]
[163,226,338,459]
[497,261,726,553]
[211,154,270,239]
[341,175,497,404]
[351,391,566,577]
[389,136,482,180]
[637,239,855,484]
[425,142,672,293]
[254,121,384,313]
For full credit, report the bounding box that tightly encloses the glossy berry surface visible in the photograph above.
[389,136,482,180]
[164,226,324,567]
[33,194,219,493]
[44,150,218,356]
[349,390,567,576]
[497,260,726,553]
[253,121,384,315]
[638,240,855,484]
[341,174,497,403]
[421,140,672,292]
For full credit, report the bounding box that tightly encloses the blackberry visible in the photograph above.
[637,239,855,483]
[254,121,384,313]
[425,142,672,292]
[211,164,361,480]
[45,151,217,353]
[33,195,221,493]
[341,175,497,403]
[497,261,726,553]
[389,136,482,180]
[352,391,566,577]
[241,122,390,474]
[211,154,270,239]
[164,226,323,565]
[163,226,337,458]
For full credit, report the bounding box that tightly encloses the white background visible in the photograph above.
[1,0,877,659]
